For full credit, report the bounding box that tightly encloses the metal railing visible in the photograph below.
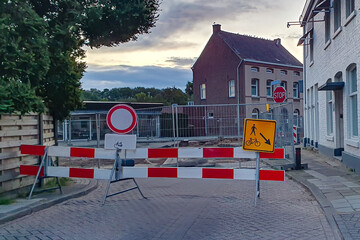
[58,102,302,164]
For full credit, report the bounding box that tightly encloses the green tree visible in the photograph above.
[82,88,103,101]
[161,87,188,105]
[1,0,160,120]
[185,81,193,99]
[0,1,49,113]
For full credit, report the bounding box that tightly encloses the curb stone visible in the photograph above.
[0,180,99,225]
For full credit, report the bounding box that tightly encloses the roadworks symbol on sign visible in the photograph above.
[242,118,276,153]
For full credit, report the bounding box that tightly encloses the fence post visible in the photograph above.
[204,106,208,136]
[295,148,301,170]
[96,113,100,148]
[172,104,176,145]
[237,103,241,146]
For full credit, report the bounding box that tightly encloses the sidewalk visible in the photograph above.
[268,149,360,240]
[0,179,98,225]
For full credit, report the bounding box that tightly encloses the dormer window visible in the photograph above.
[280,70,287,75]
[266,68,274,74]
[251,67,259,72]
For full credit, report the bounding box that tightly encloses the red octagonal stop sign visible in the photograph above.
[273,87,287,103]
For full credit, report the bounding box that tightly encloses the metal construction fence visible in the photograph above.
[58,102,303,164]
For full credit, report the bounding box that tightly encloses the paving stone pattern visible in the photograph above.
[298,150,360,240]
[0,178,334,240]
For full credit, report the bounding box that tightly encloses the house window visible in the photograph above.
[280,70,287,75]
[293,82,299,99]
[347,64,358,137]
[346,0,355,18]
[252,108,259,119]
[228,80,235,97]
[251,79,259,97]
[294,71,300,76]
[266,68,274,74]
[309,30,314,62]
[293,109,300,127]
[200,84,206,99]
[251,67,259,72]
[333,0,341,32]
[266,80,273,97]
[208,111,214,119]
[326,80,334,135]
[325,11,331,43]
[281,81,287,91]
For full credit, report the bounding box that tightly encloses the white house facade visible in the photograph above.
[300,0,360,171]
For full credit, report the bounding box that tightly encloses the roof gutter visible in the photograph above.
[243,59,303,69]
[299,0,316,25]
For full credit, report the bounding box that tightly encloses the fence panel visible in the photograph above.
[0,114,54,194]
[58,102,298,164]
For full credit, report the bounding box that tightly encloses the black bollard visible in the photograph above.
[295,148,301,170]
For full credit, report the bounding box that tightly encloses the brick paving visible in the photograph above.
[0,177,334,240]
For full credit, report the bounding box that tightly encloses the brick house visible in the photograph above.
[299,0,360,171]
[192,24,303,122]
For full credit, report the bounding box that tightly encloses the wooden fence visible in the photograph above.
[0,114,54,194]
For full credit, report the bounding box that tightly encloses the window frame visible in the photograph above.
[266,80,273,97]
[293,109,300,127]
[326,80,334,135]
[266,68,274,74]
[333,0,342,32]
[325,10,331,43]
[280,70,287,75]
[347,64,358,138]
[228,80,235,98]
[251,67,259,72]
[309,30,314,62]
[252,108,259,119]
[200,83,206,100]
[251,79,259,97]
[293,82,299,99]
[346,0,355,18]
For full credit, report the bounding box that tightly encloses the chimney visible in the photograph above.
[274,38,281,46]
[213,23,221,33]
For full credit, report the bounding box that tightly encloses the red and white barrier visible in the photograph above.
[20,145,285,160]
[19,144,286,206]
[293,125,297,144]
[20,165,285,181]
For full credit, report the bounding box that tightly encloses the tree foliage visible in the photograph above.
[185,81,193,99]
[0,0,159,120]
[82,86,189,106]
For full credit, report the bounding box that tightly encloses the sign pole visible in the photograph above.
[254,151,260,207]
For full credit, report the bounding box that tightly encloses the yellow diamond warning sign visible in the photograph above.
[243,118,276,153]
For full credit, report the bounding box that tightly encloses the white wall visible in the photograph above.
[304,0,360,156]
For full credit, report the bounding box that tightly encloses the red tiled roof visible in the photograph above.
[218,31,302,67]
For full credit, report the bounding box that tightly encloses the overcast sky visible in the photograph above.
[81,0,305,91]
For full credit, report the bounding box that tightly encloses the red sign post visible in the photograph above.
[273,87,287,103]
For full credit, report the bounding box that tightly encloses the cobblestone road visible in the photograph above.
[0,177,335,240]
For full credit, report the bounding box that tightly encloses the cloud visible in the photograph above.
[85,0,262,54]
[165,57,198,68]
[271,33,302,40]
[81,64,192,90]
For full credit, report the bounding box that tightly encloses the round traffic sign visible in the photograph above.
[273,87,287,103]
[106,104,138,134]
